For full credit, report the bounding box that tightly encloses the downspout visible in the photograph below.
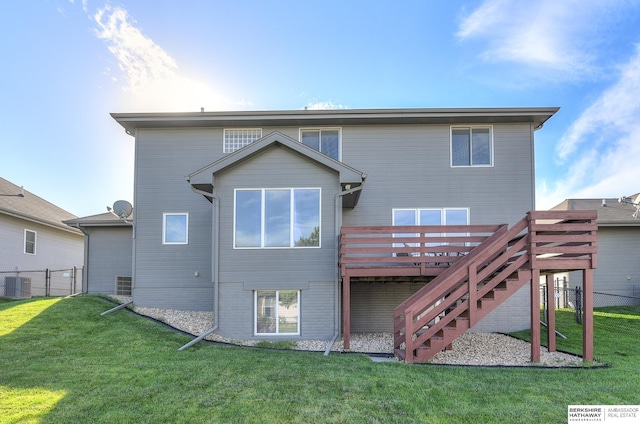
[179,186,219,350]
[325,178,366,356]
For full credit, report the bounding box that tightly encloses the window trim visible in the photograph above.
[392,207,470,226]
[24,229,36,255]
[254,289,301,336]
[299,127,342,161]
[392,208,470,253]
[223,128,263,153]
[162,213,189,245]
[234,188,321,249]
[450,125,494,167]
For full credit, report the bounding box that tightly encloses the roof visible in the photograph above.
[188,131,366,208]
[64,211,134,228]
[551,196,640,226]
[111,107,559,136]
[0,177,82,235]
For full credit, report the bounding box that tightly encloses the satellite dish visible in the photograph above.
[112,200,133,219]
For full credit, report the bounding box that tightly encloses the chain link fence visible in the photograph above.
[540,277,640,343]
[0,267,83,298]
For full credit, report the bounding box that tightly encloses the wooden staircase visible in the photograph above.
[392,211,597,363]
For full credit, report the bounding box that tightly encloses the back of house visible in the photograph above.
[111,107,558,341]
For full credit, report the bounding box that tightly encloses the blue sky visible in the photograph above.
[2,0,640,217]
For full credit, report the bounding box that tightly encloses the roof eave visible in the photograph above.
[1,208,83,235]
[112,107,559,135]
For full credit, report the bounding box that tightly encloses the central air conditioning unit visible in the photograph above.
[4,276,32,299]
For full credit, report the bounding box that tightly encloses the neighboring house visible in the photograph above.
[551,196,640,303]
[64,212,133,296]
[103,107,598,362]
[0,177,84,297]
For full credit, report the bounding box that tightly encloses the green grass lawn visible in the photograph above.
[0,296,638,423]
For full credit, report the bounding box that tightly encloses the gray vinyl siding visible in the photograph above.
[131,121,538,333]
[340,124,534,333]
[132,129,216,310]
[0,214,83,272]
[340,124,534,227]
[214,144,339,339]
[351,282,427,332]
[567,227,640,302]
[84,227,132,294]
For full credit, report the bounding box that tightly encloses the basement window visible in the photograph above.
[255,290,300,335]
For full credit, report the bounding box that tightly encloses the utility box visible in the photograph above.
[4,276,32,299]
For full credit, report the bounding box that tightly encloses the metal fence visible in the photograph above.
[0,267,83,298]
[541,278,640,326]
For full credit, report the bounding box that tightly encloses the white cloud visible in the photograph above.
[304,100,349,110]
[457,0,625,79]
[537,44,640,209]
[92,4,233,112]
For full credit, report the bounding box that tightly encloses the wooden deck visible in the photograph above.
[339,211,598,363]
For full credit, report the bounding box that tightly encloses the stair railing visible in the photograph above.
[395,217,531,362]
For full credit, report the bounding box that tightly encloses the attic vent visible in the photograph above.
[115,276,132,296]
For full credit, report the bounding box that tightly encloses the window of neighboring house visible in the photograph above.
[451,126,493,167]
[163,213,189,245]
[115,276,132,296]
[300,128,340,160]
[24,230,36,255]
[255,290,300,335]
[392,208,470,253]
[234,188,321,248]
[224,128,262,153]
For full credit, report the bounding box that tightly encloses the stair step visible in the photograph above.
[394,348,406,360]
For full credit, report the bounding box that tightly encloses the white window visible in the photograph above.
[224,128,262,153]
[163,213,188,245]
[392,208,470,251]
[234,188,321,248]
[300,128,341,160]
[255,290,300,335]
[24,229,36,255]
[451,126,493,167]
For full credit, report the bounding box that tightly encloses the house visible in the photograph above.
[0,177,84,297]
[105,107,597,363]
[551,195,640,304]
[64,212,133,296]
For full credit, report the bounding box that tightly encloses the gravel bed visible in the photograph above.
[109,296,586,367]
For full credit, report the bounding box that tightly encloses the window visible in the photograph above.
[451,126,492,167]
[393,208,469,228]
[255,290,300,335]
[392,208,470,251]
[163,213,188,245]
[224,128,262,153]
[24,230,36,255]
[115,276,132,296]
[300,128,340,160]
[235,188,320,248]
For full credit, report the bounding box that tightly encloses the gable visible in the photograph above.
[188,131,366,207]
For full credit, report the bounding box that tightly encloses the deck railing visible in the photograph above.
[339,224,504,277]
[339,211,598,363]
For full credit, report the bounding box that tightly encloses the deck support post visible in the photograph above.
[530,268,541,362]
[582,269,594,362]
[342,275,351,349]
[546,274,556,352]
